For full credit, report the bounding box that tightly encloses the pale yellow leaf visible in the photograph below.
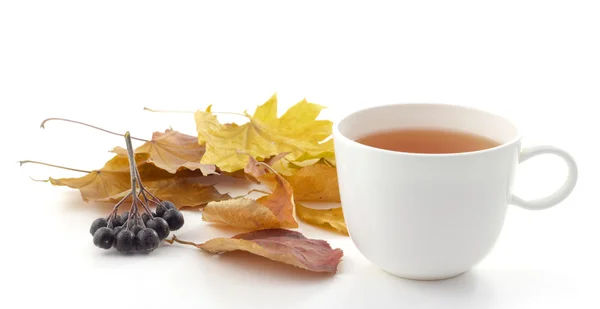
[296,203,348,235]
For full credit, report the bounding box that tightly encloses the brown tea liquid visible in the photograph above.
[355,128,500,154]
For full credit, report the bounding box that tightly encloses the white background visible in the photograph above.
[1,1,598,308]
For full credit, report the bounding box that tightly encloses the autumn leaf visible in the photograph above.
[296,203,348,235]
[112,129,216,175]
[46,153,169,202]
[284,163,340,202]
[97,177,231,208]
[35,152,229,208]
[150,178,230,208]
[38,119,217,175]
[167,229,344,273]
[201,198,285,229]
[247,157,345,234]
[195,94,334,172]
[202,157,297,229]
[254,159,340,203]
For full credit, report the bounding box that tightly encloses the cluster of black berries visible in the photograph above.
[89,132,186,254]
[90,200,184,253]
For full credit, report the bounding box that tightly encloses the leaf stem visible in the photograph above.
[18,160,91,173]
[164,235,201,248]
[40,118,149,142]
[211,111,248,117]
[143,107,194,114]
[144,107,248,118]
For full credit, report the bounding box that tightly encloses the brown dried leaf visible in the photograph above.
[296,203,348,235]
[97,177,231,208]
[202,158,297,229]
[148,178,230,208]
[48,153,170,202]
[47,153,229,207]
[112,129,216,175]
[168,229,343,273]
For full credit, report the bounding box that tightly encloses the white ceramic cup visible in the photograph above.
[333,103,578,280]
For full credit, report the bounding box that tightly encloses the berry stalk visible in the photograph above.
[136,168,161,206]
[124,132,139,205]
[123,132,156,219]
[123,131,146,229]
[107,191,133,226]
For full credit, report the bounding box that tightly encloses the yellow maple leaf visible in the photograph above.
[194,94,333,172]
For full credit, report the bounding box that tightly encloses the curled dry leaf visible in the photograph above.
[296,203,348,235]
[167,229,343,273]
[202,158,297,229]
[201,198,284,229]
[194,94,334,172]
[112,129,216,175]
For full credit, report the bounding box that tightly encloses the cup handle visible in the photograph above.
[511,145,578,210]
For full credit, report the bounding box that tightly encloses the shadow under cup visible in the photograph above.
[332,103,522,280]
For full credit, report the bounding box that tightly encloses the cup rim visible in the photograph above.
[332,102,523,157]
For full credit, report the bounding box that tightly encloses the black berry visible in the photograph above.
[136,228,160,252]
[163,209,184,231]
[114,230,136,253]
[112,226,123,248]
[142,212,156,224]
[107,217,119,228]
[162,200,176,210]
[156,206,166,217]
[93,227,115,249]
[130,225,143,236]
[113,226,123,237]
[117,211,129,226]
[156,201,175,217]
[146,217,170,240]
[90,218,107,236]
